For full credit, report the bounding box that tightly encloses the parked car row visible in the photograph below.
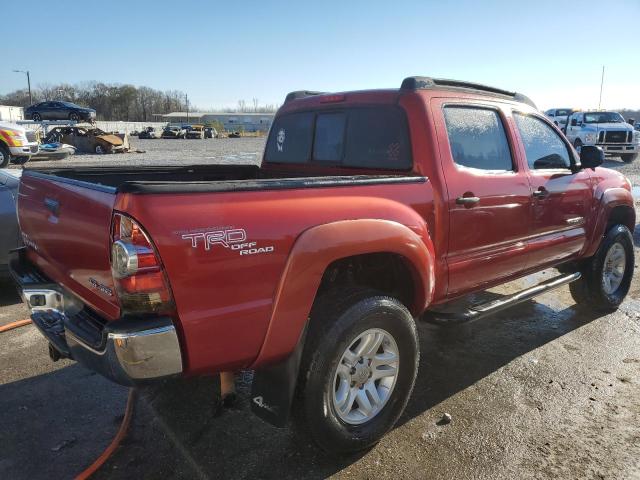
[132,124,219,139]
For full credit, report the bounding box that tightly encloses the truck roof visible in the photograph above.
[283,76,537,110]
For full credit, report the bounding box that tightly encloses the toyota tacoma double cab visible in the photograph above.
[565,110,639,163]
[10,77,636,454]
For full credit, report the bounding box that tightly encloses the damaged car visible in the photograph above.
[138,127,163,139]
[44,124,128,154]
[186,124,205,139]
[161,125,187,139]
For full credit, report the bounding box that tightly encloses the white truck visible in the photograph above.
[0,121,39,167]
[544,107,576,132]
[565,111,638,163]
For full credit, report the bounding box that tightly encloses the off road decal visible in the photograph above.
[180,228,274,256]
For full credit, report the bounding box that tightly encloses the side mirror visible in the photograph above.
[570,119,577,126]
[579,145,604,170]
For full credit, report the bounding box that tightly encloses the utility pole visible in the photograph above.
[598,65,605,110]
[13,69,32,105]
[186,93,189,123]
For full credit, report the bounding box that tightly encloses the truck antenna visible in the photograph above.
[598,65,605,110]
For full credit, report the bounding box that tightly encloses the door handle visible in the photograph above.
[533,187,549,199]
[455,196,480,206]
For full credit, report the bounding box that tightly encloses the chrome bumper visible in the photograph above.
[11,252,183,386]
[596,144,638,155]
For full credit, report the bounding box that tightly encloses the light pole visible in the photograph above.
[13,69,32,105]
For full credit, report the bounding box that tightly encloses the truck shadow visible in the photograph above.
[0,279,22,307]
[102,293,604,480]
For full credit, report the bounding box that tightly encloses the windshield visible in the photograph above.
[584,112,624,123]
[555,109,572,116]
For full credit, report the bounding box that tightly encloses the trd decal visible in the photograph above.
[181,228,274,256]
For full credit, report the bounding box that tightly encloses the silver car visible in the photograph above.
[0,169,22,279]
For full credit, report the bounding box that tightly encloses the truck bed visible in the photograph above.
[23,164,421,193]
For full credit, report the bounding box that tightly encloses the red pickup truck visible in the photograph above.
[11,77,635,454]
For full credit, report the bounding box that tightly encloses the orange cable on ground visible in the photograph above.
[0,319,32,333]
[75,388,136,480]
[2,317,135,478]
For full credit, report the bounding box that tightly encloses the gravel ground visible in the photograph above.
[1,146,639,479]
[22,137,267,169]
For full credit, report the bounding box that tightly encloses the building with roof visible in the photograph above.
[159,112,274,132]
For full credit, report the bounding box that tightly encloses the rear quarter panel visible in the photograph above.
[116,181,433,374]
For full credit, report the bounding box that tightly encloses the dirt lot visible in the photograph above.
[1,144,639,479]
[25,136,266,169]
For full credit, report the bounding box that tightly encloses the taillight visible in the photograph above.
[110,213,174,315]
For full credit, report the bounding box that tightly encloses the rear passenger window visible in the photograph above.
[443,107,513,171]
[264,107,412,169]
[264,112,313,163]
[313,113,346,162]
[514,113,571,170]
[344,108,411,169]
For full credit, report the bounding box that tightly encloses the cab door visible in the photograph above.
[565,112,582,145]
[512,112,592,269]
[432,100,532,296]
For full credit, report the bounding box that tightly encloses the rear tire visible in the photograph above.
[621,153,637,163]
[294,288,419,455]
[0,144,11,168]
[569,224,634,312]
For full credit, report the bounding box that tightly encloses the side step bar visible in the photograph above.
[423,272,581,326]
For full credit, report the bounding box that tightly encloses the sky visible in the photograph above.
[2,0,639,111]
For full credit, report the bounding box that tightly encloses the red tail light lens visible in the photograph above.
[110,213,174,315]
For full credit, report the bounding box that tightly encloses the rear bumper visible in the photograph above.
[9,142,39,156]
[9,249,183,386]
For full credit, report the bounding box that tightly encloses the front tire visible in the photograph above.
[570,224,634,312]
[69,112,80,122]
[32,112,42,122]
[621,153,637,163]
[0,144,11,168]
[295,288,419,454]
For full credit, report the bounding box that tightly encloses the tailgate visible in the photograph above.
[18,172,120,320]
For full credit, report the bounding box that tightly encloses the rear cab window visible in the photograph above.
[264,106,412,170]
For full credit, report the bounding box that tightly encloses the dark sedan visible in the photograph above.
[25,101,96,122]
